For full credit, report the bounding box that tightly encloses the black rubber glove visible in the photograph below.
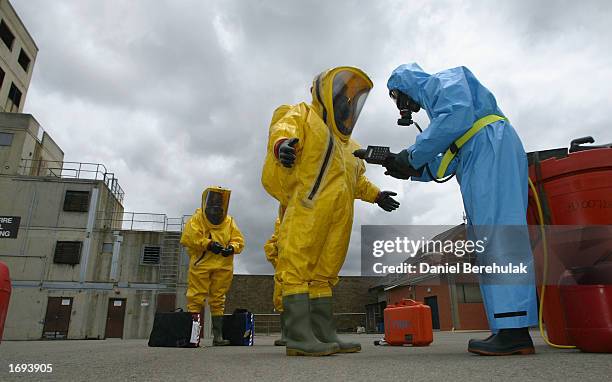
[221,245,235,257]
[383,149,422,180]
[208,241,224,254]
[278,138,299,168]
[376,191,400,212]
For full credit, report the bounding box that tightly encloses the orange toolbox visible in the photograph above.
[384,299,433,346]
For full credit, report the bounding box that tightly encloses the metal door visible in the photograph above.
[424,296,440,330]
[105,298,126,338]
[42,297,72,339]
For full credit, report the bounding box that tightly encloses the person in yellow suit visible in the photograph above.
[261,66,400,356]
[263,213,286,346]
[181,186,245,346]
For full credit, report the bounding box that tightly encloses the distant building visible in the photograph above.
[369,225,489,331]
[0,0,37,113]
[0,112,178,340]
[0,113,63,176]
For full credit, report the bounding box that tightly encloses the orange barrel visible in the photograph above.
[559,262,612,352]
[0,261,11,343]
[384,299,433,346]
[560,285,612,352]
[527,139,612,346]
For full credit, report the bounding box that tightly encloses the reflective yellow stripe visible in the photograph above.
[436,114,507,179]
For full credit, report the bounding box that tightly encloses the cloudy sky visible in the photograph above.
[13,0,612,274]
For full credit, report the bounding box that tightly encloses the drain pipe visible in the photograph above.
[110,231,123,281]
[79,187,99,283]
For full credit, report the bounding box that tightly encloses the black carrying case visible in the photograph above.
[222,309,254,346]
[148,309,201,348]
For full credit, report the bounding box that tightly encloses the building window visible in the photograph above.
[0,67,4,89]
[0,132,13,146]
[54,241,83,265]
[18,49,30,72]
[141,245,161,265]
[458,283,483,303]
[63,190,90,212]
[0,20,15,50]
[6,83,22,112]
[102,242,113,253]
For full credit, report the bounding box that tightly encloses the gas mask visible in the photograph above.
[201,187,231,226]
[389,89,421,127]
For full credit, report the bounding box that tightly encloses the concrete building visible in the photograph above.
[0,2,186,340]
[0,0,37,113]
[0,112,183,340]
[0,112,64,176]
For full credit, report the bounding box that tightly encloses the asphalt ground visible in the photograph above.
[1,331,610,382]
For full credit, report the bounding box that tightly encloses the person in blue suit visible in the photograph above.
[385,63,537,356]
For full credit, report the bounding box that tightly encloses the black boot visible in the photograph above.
[211,315,230,346]
[468,328,535,356]
[274,312,287,346]
[284,294,339,356]
[310,297,361,353]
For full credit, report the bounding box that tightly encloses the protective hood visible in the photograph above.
[387,63,501,122]
[386,63,431,116]
[201,186,231,226]
[311,66,373,140]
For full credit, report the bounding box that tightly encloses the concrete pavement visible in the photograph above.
[1,331,610,381]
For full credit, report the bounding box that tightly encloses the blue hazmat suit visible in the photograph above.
[387,63,537,331]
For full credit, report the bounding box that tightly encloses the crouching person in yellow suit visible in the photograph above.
[181,186,245,346]
[261,67,400,356]
[263,213,285,346]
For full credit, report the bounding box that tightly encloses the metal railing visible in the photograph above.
[96,213,191,232]
[94,213,188,290]
[164,216,188,232]
[19,159,125,203]
[253,313,367,335]
[98,212,167,231]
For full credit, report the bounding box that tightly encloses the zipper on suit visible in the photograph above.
[308,73,334,201]
[308,131,334,200]
[194,233,212,266]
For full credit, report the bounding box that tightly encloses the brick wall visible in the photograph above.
[225,275,276,314]
[457,303,488,330]
[223,275,381,332]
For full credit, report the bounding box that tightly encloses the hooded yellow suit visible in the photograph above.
[261,67,380,299]
[181,187,245,316]
[264,216,283,312]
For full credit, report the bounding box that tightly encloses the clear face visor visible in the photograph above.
[331,70,371,135]
[203,190,228,225]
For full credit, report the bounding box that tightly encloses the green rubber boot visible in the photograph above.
[211,315,230,346]
[310,297,361,353]
[284,294,339,356]
[274,312,287,346]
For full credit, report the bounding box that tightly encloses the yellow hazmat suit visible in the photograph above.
[261,67,380,299]
[264,216,283,312]
[181,187,245,316]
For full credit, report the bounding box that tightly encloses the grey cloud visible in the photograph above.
[12,0,612,276]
